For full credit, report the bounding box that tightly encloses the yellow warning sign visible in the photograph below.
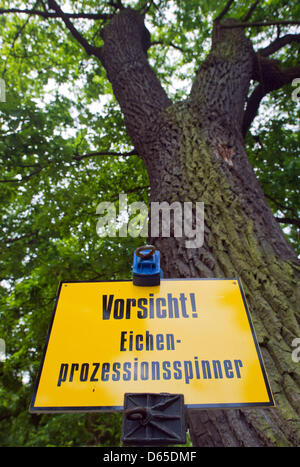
[30,279,274,412]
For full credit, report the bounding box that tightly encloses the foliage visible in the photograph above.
[0,0,299,446]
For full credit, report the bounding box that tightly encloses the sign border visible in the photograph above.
[29,278,275,413]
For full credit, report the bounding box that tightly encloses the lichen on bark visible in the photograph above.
[150,103,300,446]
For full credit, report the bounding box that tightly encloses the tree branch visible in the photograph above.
[275,217,300,228]
[243,61,300,135]
[109,184,149,202]
[151,40,185,53]
[0,149,136,184]
[222,19,300,28]
[191,18,254,128]
[5,230,39,245]
[73,149,137,161]
[0,178,19,183]
[108,0,125,11]
[243,0,260,22]
[98,9,171,154]
[242,85,265,137]
[47,0,100,57]
[139,0,161,16]
[258,33,300,57]
[253,56,300,88]
[0,8,111,20]
[264,193,298,217]
[0,166,44,183]
[214,0,235,22]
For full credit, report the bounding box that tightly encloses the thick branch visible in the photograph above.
[242,85,265,136]
[258,33,300,57]
[243,60,300,135]
[191,19,254,129]
[0,8,111,20]
[222,19,300,28]
[253,56,300,87]
[47,0,99,57]
[275,217,300,228]
[98,9,170,153]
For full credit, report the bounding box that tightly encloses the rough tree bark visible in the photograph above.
[98,9,300,446]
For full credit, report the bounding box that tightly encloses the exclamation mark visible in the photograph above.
[190,293,198,318]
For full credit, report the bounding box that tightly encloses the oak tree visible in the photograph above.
[0,0,299,446]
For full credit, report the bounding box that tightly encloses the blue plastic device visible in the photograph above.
[132,245,162,286]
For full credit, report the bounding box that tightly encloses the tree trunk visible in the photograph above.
[99,9,300,446]
[144,98,300,447]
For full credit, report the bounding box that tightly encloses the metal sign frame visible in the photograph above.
[30,278,274,413]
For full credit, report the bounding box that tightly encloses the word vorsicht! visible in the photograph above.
[102,292,198,320]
